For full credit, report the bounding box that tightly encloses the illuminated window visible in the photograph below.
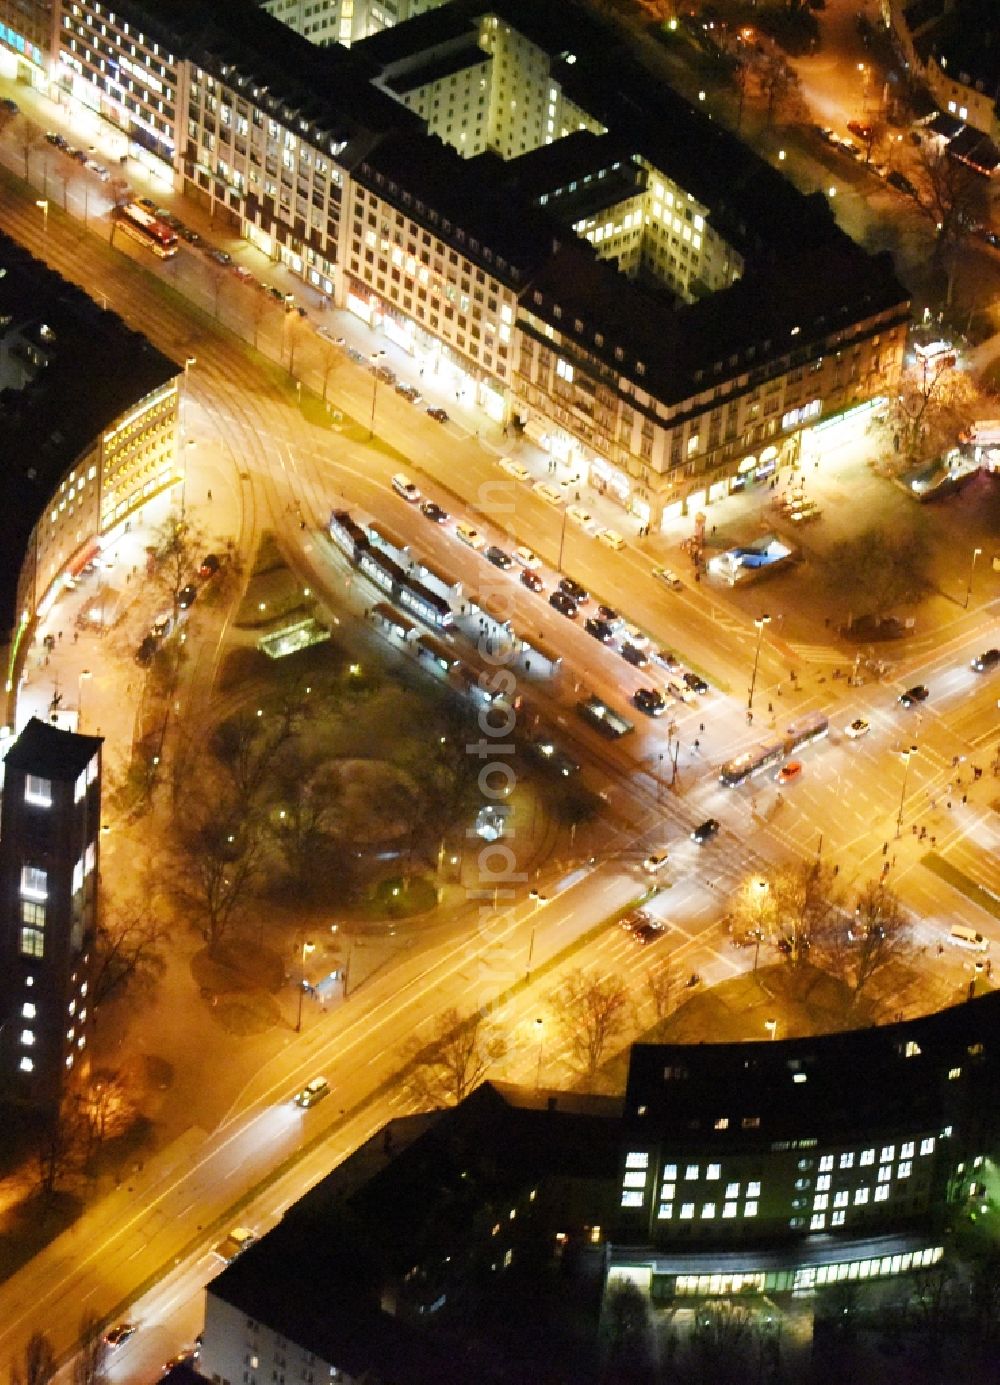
[20,1029,34,1047]
[860,1149,875,1166]
[680,1203,694,1220]
[663,1164,677,1180]
[24,776,52,807]
[875,1186,890,1203]
[901,1141,915,1159]
[854,1188,869,1205]
[19,1057,33,1073]
[625,1152,649,1169]
[880,1146,895,1163]
[684,1164,699,1181]
[920,1137,935,1156]
[819,1155,834,1172]
[840,1152,854,1169]
[661,1184,676,1201]
[810,1213,825,1230]
[556,358,574,383]
[817,1175,831,1192]
[725,1182,740,1198]
[813,1194,829,1211]
[744,1201,758,1218]
[898,1161,912,1179]
[657,1203,673,1219]
[714,1117,729,1131]
[21,1003,36,1020]
[623,1171,647,1189]
[831,1210,845,1226]
[948,1067,961,1081]
[747,1181,761,1197]
[620,1191,643,1208]
[834,1191,849,1207]
[20,866,48,901]
[723,1201,738,1218]
[701,1202,716,1219]
[706,1163,720,1181]
[877,1167,891,1184]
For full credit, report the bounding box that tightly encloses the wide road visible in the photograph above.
[0,76,998,1379]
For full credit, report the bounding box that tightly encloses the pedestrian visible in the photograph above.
[73,631,78,645]
[693,738,700,750]
[207,488,213,501]
[699,722,705,733]
[767,701,773,714]
[57,631,62,641]
[962,793,968,804]
[882,841,888,855]
[746,709,753,725]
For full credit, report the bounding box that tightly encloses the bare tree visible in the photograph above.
[18,118,44,182]
[35,1099,86,1202]
[11,1332,56,1385]
[210,704,304,811]
[169,785,263,946]
[823,523,932,620]
[914,143,989,305]
[317,337,340,404]
[205,258,228,320]
[601,1281,655,1383]
[645,962,674,1024]
[80,1070,137,1155]
[880,354,979,466]
[266,748,342,890]
[549,969,632,1088]
[843,880,912,1005]
[688,1300,757,1385]
[91,897,170,1008]
[150,512,203,617]
[72,1312,106,1385]
[770,861,845,968]
[403,1007,507,1107]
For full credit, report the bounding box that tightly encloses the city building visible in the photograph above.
[196,996,1000,1377]
[0,0,51,82]
[611,997,1000,1298]
[1,0,909,524]
[0,231,179,721]
[255,0,447,50]
[887,0,1000,153]
[0,716,102,1113]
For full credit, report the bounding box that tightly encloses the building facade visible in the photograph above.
[0,717,102,1113]
[0,232,179,718]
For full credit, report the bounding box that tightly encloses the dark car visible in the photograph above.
[179,226,202,245]
[887,169,916,196]
[683,671,709,695]
[395,382,422,403]
[199,553,221,579]
[549,590,578,618]
[136,196,158,213]
[419,499,448,524]
[135,634,159,667]
[620,641,648,669]
[485,545,513,570]
[0,97,19,113]
[104,1324,138,1349]
[898,684,929,706]
[654,648,681,672]
[633,687,666,717]
[207,247,232,266]
[520,568,544,593]
[585,617,615,643]
[691,818,720,844]
[70,147,88,163]
[632,919,666,946]
[373,363,396,384]
[596,604,621,626]
[426,405,449,422]
[558,577,588,604]
[178,583,198,610]
[972,648,1000,672]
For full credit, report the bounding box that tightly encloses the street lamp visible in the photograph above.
[534,1017,545,1090]
[894,745,918,839]
[747,613,771,721]
[77,669,92,733]
[35,198,48,234]
[369,350,386,440]
[295,940,315,1032]
[525,892,547,982]
[556,503,570,571]
[764,1018,777,1041]
[965,547,983,609]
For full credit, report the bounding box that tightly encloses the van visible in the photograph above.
[598,528,625,551]
[391,473,420,503]
[949,924,989,951]
[532,481,563,507]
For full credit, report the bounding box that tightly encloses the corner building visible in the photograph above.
[0,718,102,1113]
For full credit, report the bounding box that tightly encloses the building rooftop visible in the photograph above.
[0,233,178,632]
[3,717,103,779]
[913,0,1000,90]
[624,992,1000,1148]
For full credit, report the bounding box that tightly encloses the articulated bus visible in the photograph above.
[784,712,829,752]
[113,203,178,258]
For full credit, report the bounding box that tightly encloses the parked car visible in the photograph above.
[499,458,531,481]
[0,97,19,113]
[178,583,197,609]
[691,818,720,844]
[426,405,449,422]
[485,545,513,570]
[44,131,68,149]
[558,577,588,604]
[887,169,916,196]
[566,504,594,529]
[633,687,666,717]
[520,568,544,593]
[213,1226,257,1263]
[419,500,449,524]
[682,671,709,695]
[232,264,256,282]
[198,553,221,579]
[513,545,541,569]
[395,382,422,403]
[179,226,202,245]
[207,247,232,265]
[532,481,563,506]
[972,648,1000,672]
[455,522,485,550]
[549,590,578,619]
[898,684,929,707]
[585,617,615,644]
[654,648,681,672]
[598,528,625,551]
[596,604,622,627]
[620,642,648,669]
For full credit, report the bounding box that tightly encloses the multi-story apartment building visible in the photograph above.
[887,0,1000,144]
[0,0,51,80]
[5,0,909,527]
[0,716,102,1113]
[256,0,447,50]
[0,231,178,717]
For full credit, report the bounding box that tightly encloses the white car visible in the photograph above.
[598,528,625,551]
[533,481,563,507]
[214,1226,257,1262]
[455,522,485,550]
[513,545,541,569]
[845,718,870,739]
[499,457,531,482]
[642,852,669,875]
[566,504,594,530]
[622,624,649,648]
[652,567,683,591]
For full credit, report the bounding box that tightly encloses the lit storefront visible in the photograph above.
[800,397,884,465]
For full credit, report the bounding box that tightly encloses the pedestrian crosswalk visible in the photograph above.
[785,640,850,666]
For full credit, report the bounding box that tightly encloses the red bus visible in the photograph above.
[113,202,178,258]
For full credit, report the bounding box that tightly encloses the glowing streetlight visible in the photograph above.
[369,349,386,440]
[895,745,918,839]
[295,940,315,1032]
[747,613,771,720]
[77,668,92,733]
[965,547,983,609]
[36,198,48,233]
[764,1018,777,1041]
